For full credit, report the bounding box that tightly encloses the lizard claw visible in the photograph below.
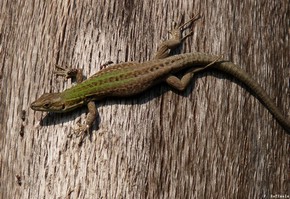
[167,13,201,43]
[100,61,114,70]
[73,122,89,136]
[54,65,80,79]
[65,122,89,145]
[53,65,69,78]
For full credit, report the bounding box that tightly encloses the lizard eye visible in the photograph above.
[43,102,51,109]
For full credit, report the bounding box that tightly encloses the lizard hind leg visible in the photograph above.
[154,13,201,59]
[165,55,222,91]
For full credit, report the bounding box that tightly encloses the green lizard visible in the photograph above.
[31,15,290,134]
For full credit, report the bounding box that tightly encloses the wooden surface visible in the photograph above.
[0,0,289,198]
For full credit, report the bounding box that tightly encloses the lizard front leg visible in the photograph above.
[54,65,98,135]
[54,65,84,83]
[74,101,97,135]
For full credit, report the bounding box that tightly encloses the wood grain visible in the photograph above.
[0,0,289,198]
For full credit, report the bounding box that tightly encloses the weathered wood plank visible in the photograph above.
[0,0,289,198]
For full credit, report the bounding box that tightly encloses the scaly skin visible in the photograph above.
[30,15,290,134]
[33,53,219,112]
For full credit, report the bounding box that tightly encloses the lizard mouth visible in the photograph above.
[30,102,47,111]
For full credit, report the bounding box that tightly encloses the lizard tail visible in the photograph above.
[214,61,290,134]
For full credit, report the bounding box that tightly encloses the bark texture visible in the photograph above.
[0,0,289,198]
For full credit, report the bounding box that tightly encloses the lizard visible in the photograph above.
[30,15,290,135]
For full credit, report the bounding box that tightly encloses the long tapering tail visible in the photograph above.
[214,61,290,134]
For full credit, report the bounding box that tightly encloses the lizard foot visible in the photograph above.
[168,13,201,41]
[54,65,82,79]
[100,61,114,70]
[68,123,90,146]
[73,122,90,136]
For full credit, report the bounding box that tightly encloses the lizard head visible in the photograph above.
[30,93,68,112]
